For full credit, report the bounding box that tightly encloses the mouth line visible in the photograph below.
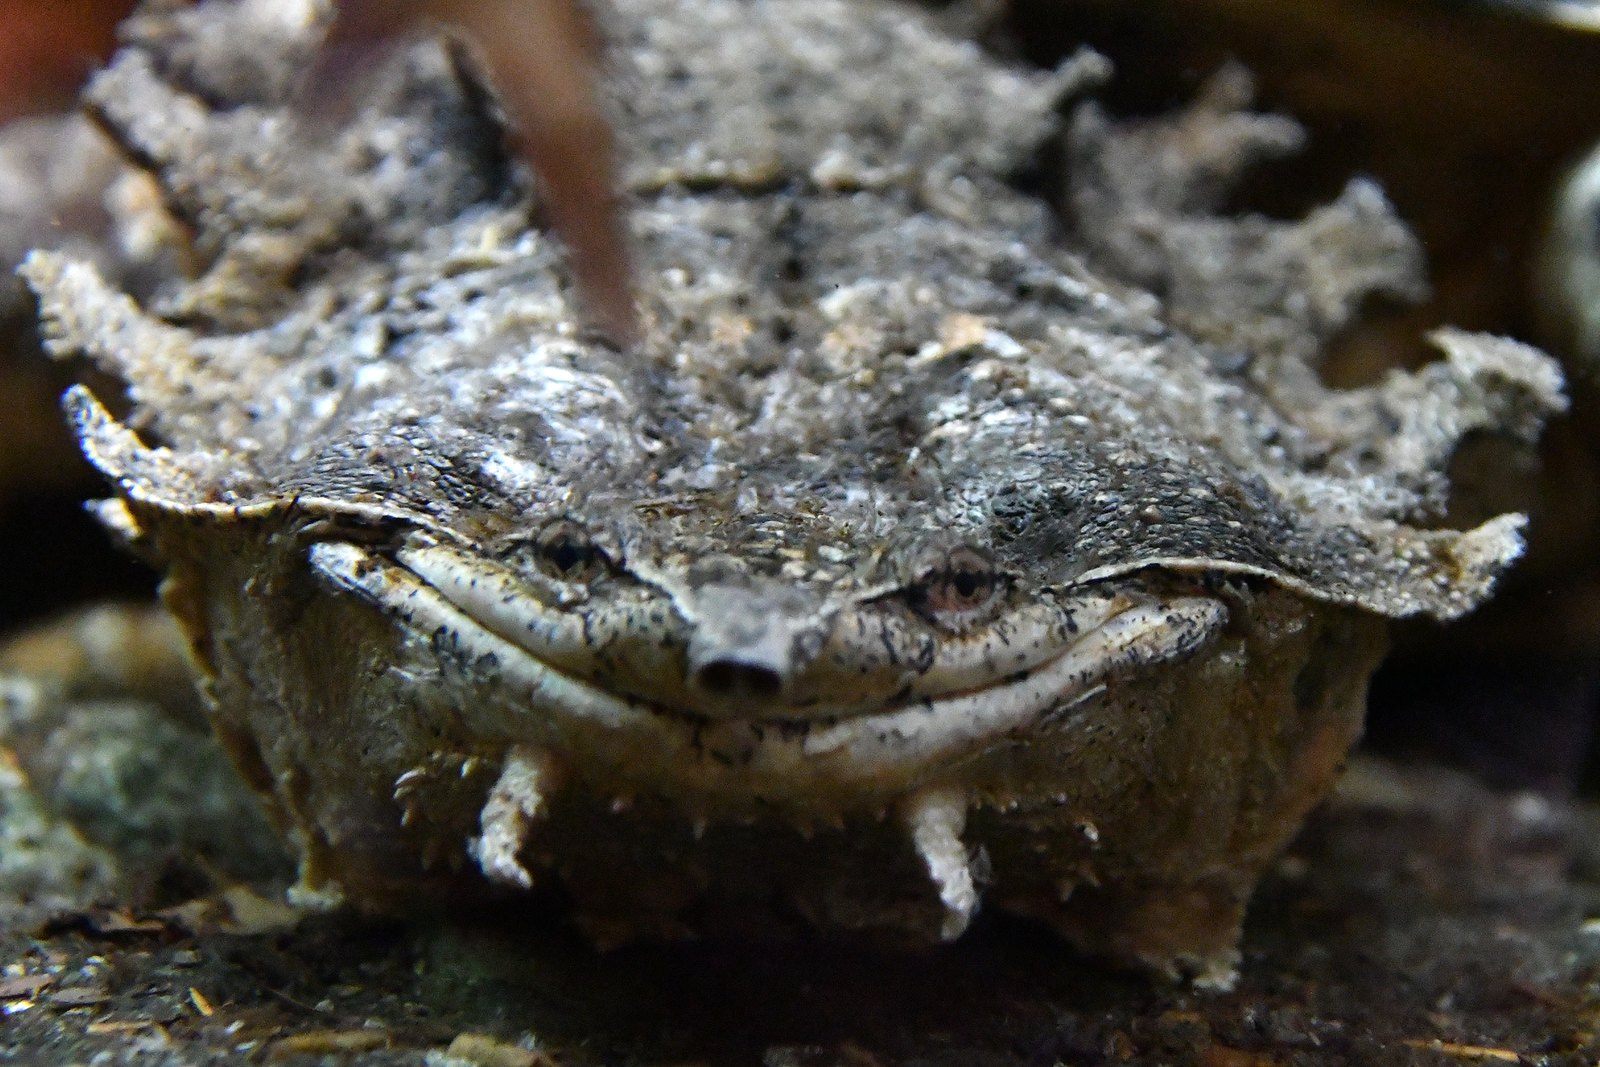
[309,540,1229,793]
[392,537,1110,721]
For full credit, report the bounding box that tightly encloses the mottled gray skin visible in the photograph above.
[23,0,1565,983]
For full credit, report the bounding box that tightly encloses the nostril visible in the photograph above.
[693,659,785,701]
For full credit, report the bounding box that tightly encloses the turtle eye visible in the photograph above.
[910,545,1004,628]
[534,520,606,579]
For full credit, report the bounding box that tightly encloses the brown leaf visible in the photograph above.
[443,1033,553,1067]
[0,974,54,999]
[270,1030,390,1058]
[48,985,110,1007]
[160,884,301,937]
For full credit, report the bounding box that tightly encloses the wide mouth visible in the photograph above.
[308,538,1229,805]
[388,536,1128,723]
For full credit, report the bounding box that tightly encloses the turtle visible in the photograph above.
[999,0,1600,790]
[17,0,1566,986]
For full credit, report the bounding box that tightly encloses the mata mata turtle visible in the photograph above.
[1013,0,1600,789]
[21,0,1566,983]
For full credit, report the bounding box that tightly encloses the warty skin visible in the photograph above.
[23,0,1564,984]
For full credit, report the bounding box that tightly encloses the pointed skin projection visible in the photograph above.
[472,746,558,890]
[24,0,1564,983]
[903,787,979,941]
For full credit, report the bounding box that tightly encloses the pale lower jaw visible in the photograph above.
[309,539,1229,800]
[391,536,1119,717]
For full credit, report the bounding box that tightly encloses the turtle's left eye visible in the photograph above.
[533,519,607,580]
[909,546,1005,629]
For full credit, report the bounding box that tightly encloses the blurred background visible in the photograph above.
[0,1,131,124]
[0,0,140,617]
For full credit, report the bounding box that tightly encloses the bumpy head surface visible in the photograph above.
[22,0,1566,979]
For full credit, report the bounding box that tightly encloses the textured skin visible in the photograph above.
[23,0,1565,983]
